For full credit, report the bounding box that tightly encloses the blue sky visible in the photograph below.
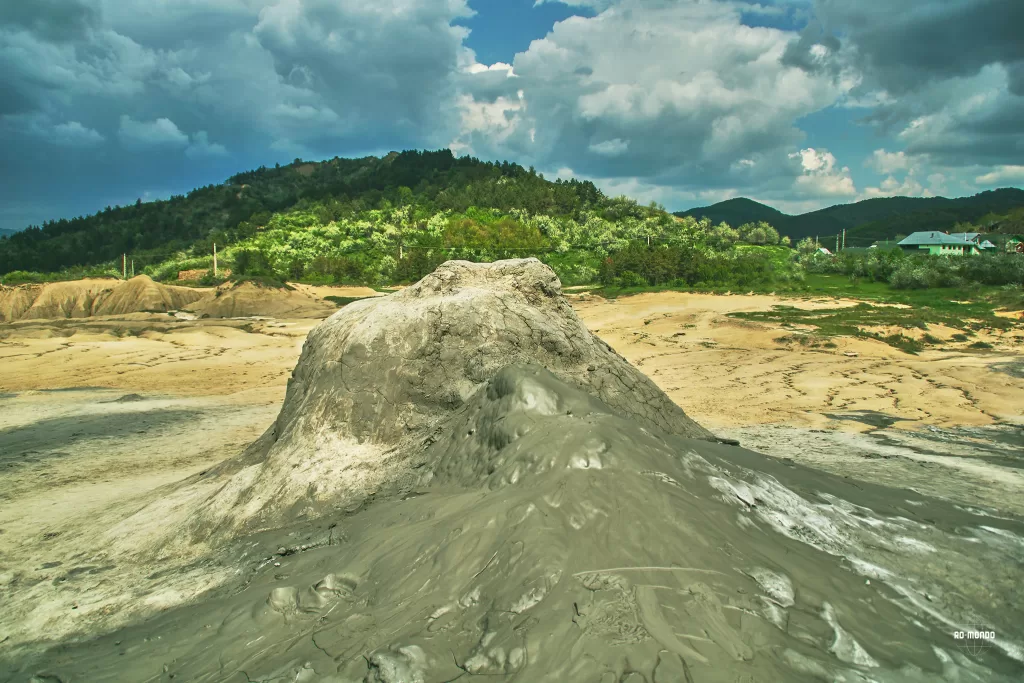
[1,0,1022,232]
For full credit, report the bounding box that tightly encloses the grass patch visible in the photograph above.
[323,295,369,307]
[730,280,1021,353]
[875,333,924,355]
[969,341,994,349]
[774,334,842,350]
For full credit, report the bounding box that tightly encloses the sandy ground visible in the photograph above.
[571,291,1024,431]
[570,291,1024,515]
[1,291,1022,544]
[1,288,1023,661]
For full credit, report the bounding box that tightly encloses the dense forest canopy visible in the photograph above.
[0,150,604,275]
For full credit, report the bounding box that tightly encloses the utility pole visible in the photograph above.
[213,242,218,278]
[122,254,126,279]
[835,235,839,254]
[842,229,846,251]
[131,260,134,277]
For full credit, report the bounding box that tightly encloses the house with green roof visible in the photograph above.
[897,231,982,255]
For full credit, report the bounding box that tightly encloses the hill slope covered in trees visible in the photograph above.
[3,150,1022,295]
[0,150,605,276]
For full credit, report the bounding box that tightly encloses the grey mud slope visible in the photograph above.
[2,260,1022,682]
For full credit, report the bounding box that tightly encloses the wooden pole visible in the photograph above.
[131,260,134,277]
[213,242,218,278]
[122,254,126,279]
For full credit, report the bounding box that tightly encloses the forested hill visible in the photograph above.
[0,150,605,275]
[675,188,1024,244]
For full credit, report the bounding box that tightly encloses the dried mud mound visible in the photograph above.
[9,366,1024,682]
[159,259,715,542]
[0,278,116,321]
[0,275,204,321]
[185,280,337,318]
[5,260,1024,682]
[91,274,204,315]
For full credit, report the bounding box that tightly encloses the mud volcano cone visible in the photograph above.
[8,259,1024,682]
[186,259,715,538]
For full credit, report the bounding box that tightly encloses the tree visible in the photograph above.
[707,222,739,250]
[738,221,780,245]
[796,237,818,255]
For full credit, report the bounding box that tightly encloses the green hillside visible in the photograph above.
[675,189,1024,245]
[672,198,788,228]
[0,150,605,276]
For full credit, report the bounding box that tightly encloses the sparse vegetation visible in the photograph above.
[728,283,1018,354]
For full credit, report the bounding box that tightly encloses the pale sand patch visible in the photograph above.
[287,283,382,300]
[572,291,1024,430]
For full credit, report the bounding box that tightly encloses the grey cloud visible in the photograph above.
[810,0,1024,93]
[251,0,472,146]
[457,0,842,195]
[0,0,98,41]
[118,116,189,149]
[1008,61,1024,97]
[52,121,105,147]
[780,20,842,75]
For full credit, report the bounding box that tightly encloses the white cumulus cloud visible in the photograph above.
[788,147,857,197]
[118,115,189,149]
[975,165,1024,187]
[52,121,105,147]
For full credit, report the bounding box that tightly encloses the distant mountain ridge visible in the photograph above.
[0,228,19,239]
[674,189,1024,246]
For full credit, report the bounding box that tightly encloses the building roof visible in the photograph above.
[980,240,996,249]
[898,231,979,247]
[949,232,981,242]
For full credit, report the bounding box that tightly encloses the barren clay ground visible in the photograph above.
[1,290,1023,625]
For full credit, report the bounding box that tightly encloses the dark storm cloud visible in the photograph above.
[775,0,1024,174]
[1008,61,1024,97]
[779,20,842,76]
[0,0,1019,233]
[0,0,475,230]
[810,0,1024,93]
[0,0,97,41]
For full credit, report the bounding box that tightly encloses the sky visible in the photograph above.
[1,0,1023,232]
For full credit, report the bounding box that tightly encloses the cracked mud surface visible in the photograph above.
[1,261,1022,682]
